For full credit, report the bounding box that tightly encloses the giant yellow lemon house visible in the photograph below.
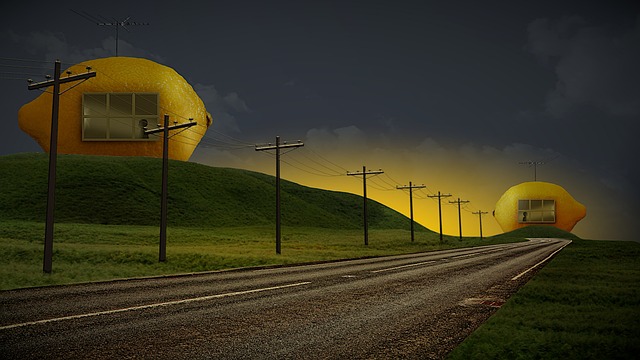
[18,57,212,161]
[493,181,586,233]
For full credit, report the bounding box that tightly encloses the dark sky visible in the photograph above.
[1,0,638,240]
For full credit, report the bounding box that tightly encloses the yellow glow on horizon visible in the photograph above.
[190,135,629,241]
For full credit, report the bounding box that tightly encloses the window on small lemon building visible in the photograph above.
[82,93,159,141]
[518,199,556,223]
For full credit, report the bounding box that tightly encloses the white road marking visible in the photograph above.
[371,260,436,273]
[511,240,572,281]
[451,254,476,259]
[0,282,312,331]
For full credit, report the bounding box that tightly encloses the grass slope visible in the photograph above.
[491,225,583,241]
[0,153,423,230]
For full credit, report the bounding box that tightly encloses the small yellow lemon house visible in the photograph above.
[493,181,586,233]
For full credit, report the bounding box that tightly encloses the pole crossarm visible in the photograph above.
[255,140,304,151]
[144,120,197,135]
[28,70,96,91]
[347,169,384,177]
[396,184,426,190]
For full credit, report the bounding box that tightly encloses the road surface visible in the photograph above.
[0,238,570,359]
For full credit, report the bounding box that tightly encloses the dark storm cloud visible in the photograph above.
[528,15,640,118]
[193,84,253,134]
[523,14,640,197]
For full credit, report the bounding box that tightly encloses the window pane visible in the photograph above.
[543,211,556,222]
[110,118,133,139]
[518,200,529,210]
[529,211,543,222]
[530,200,543,211]
[83,94,106,116]
[543,200,555,211]
[110,94,133,117]
[83,118,108,139]
[135,94,158,115]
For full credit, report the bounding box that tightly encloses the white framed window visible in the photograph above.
[518,199,556,223]
[82,93,159,141]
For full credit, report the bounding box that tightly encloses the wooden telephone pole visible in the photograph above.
[396,182,426,242]
[427,191,452,243]
[145,115,197,262]
[347,166,384,246]
[255,136,304,254]
[449,198,470,240]
[27,60,96,273]
[472,210,489,240]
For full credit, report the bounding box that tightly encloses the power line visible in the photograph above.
[283,155,344,177]
[305,147,349,173]
[293,149,345,176]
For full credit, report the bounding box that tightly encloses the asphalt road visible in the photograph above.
[0,238,570,359]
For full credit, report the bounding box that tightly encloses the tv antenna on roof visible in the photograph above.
[70,9,149,56]
[519,160,545,181]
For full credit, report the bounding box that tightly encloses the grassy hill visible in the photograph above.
[0,153,427,231]
[492,225,583,241]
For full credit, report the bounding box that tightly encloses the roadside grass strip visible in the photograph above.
[447,239,640,360]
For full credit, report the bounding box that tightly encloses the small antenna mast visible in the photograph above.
[518,160,545,181]
[71,9,149,56]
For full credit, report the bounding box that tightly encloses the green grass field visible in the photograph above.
[447,238,640,360]
[0,152,526,289]
[0,220,527,290]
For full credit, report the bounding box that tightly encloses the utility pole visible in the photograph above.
[396,182,426,242]
[519,160,545,181]
[255,136,304,254]
[449,198,470,240]
[347,166,384,246]
[472,210,489,240]
[27,60,96,273]
[427,191,451,243]
[145,115,197,262]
